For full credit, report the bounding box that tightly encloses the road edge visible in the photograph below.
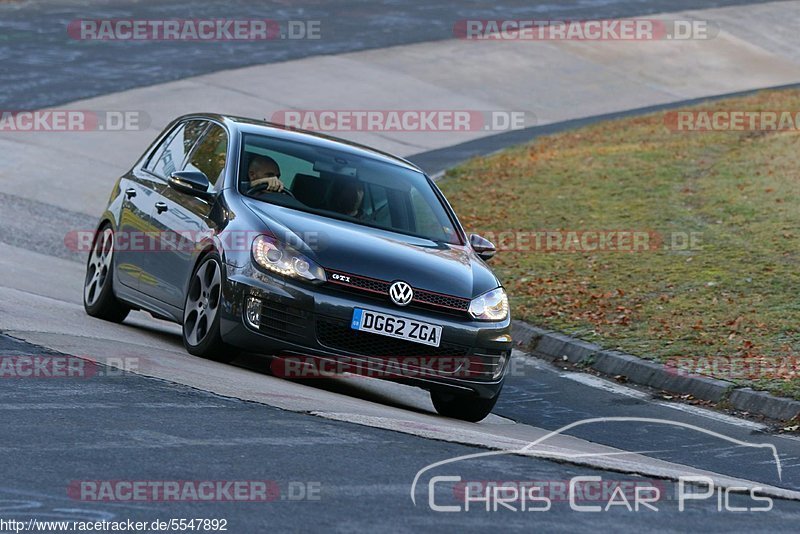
[411,82,800,176]
[511,321,800,422]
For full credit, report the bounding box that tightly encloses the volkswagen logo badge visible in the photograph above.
[389,281,414,306]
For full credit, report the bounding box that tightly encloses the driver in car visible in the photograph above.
[247,155,284,193]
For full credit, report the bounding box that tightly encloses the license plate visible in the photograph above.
[351,309,442,347]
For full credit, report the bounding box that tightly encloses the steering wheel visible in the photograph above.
[246,183,294,198]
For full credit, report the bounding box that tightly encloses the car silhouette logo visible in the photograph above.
[389,281,414,306]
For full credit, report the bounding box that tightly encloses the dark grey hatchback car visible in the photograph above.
[83,114,512,421]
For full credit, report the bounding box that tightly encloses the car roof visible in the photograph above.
[177,113,424,174]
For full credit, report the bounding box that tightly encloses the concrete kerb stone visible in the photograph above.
[511,320,798,421]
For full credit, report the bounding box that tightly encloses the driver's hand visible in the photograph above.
[250,176,284,192]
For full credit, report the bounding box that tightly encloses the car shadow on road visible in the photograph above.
[233,351,436,416]
[120,313,436,416]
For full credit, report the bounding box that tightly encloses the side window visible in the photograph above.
[146,120,208,177]
[185,124,228,187]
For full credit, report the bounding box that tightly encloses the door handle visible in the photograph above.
[125,188,136,199]
[155,202,168,214]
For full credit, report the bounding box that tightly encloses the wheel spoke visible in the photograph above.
[92,232,104,262]
[85,280,98,305]
[185,309,199,345]
[100,230,112,264]
[85,229,114,307]
[197,313,208,341]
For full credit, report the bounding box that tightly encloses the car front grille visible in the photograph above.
[414,289,470,311]
[326,270,471,315]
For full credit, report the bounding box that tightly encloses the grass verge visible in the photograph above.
[439,89,800,399]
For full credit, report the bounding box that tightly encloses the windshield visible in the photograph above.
[238,133,462,245]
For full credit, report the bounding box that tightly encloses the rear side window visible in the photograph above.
[185,124,228,187]
[146,120,208,177]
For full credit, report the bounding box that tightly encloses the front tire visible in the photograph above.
[430,389,501,422]
[182,253,238,363]
[83,225,131,323]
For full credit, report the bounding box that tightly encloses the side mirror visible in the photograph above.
[168,171,212,199]
[470,233,497,261]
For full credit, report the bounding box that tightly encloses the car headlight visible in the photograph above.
[468,287,509,321]
[251,235,326,283]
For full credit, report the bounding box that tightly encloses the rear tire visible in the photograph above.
[430,389,500,422]
[182,253,239,363]
[83,224,131,323]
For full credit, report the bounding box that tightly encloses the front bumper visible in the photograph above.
[219,263,511,399]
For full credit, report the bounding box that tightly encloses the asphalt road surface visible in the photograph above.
[0,0,778,109]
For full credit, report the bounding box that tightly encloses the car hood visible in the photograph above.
[243,199,500,299]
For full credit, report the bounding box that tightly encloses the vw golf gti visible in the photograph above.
[83,113,512,421]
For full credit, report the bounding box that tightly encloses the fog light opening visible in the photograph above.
[493,351,509,380]
[245,296,262,328]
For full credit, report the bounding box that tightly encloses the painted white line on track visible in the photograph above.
[653,401,766,431]
[559,371,767,431]
[560,372,650,400]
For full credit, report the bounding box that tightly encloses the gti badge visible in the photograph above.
[389,281,414,306]
[331,273,351,283]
